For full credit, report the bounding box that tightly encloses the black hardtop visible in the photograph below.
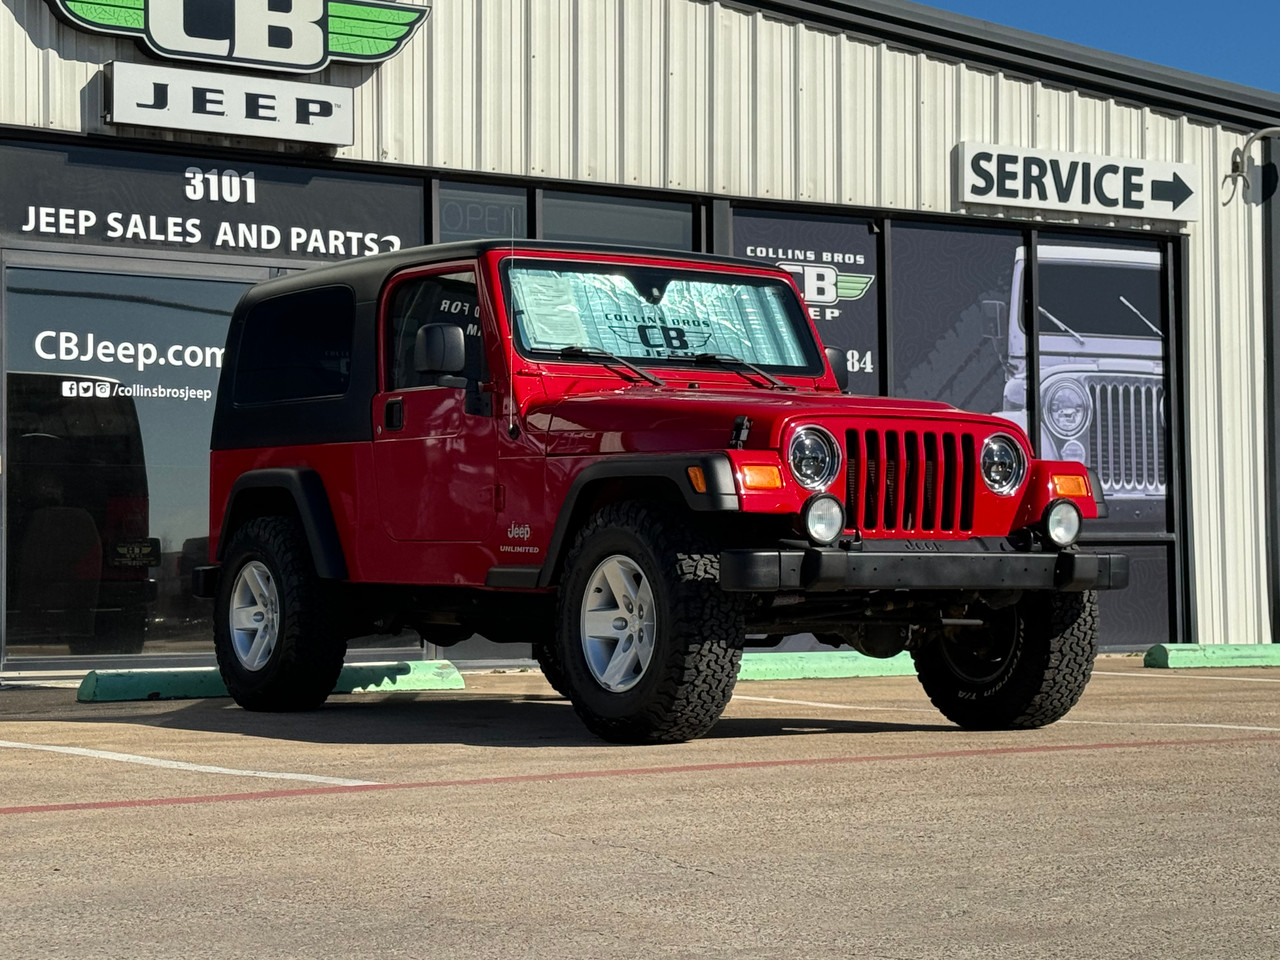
[233,240,786,313]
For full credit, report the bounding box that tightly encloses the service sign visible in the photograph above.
[958,143,1201,223]
[109,62,355,146]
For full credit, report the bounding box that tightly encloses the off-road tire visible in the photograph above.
[555,502,743,744]
[533,642,571,699]
[912,590,1098,729]
[214,516,347,712]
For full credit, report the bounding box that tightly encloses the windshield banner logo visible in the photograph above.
[46,0,431,73]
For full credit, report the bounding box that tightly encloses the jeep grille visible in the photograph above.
[846,429,976,534]
[1086,376,1166,497]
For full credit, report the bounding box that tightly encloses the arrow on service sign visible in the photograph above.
[958,143,1201,222]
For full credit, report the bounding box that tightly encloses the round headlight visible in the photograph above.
[1045,381,1091,439]
[788,427,841,490]
[803,495,845,545]
[981,434,1026,497]
[1045,500,1082,547]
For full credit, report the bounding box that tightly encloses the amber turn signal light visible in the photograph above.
[740,465,783,490]
[1052,474,1090,497]
[686,466,707,493]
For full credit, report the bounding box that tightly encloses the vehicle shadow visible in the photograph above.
[38,692,958,748]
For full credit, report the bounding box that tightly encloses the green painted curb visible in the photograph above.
[335,661,464,693]
[77,667,228,703]
[77,661,464,703]
[1143,644,1280,669]
[737,651,915,680]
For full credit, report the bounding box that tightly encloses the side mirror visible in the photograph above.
[825,346,850,392]
[414,323,466,374]
[981,300,1008,339]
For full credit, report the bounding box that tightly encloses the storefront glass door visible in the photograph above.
[1,257,264,663]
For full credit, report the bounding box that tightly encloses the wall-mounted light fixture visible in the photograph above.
[1223,126,1280,204]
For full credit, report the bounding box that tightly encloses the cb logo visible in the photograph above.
[46,0,432,73]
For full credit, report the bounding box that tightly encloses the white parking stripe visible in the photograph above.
[1061,720,1280,733]
[733,695,934,714]
[1093,670,1280,683]
[732,696,1280,733]
[0,740,380,786]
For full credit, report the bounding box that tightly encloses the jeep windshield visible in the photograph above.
[1038,262,1164,339]
[503,259,825,375]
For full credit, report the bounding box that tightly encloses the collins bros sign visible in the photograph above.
[46,0,431,71]
[46,0,432,145]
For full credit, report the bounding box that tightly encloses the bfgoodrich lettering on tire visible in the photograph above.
[213,516,347,711]
[555,501,743,744]
[912,590,1099,729]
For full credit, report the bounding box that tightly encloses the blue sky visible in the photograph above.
[917,1,1278,93]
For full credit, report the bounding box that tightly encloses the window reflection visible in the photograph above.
[4,269,248,657]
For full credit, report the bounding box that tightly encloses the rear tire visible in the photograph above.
[214,516,347,711]
[555,502,743,743]
[912,590,1098,729]
[533,642,570,699]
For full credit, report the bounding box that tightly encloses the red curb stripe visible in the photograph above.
[4,733,1277,816]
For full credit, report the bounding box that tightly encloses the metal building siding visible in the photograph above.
[0,0,1272,645]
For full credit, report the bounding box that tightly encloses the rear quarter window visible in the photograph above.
[233,286,356,405]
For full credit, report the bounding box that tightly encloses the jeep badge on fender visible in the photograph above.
[194,241,1127,743]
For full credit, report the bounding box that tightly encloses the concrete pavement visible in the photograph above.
[2,656,1277,959]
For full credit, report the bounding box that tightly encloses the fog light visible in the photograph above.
[1045,500,1082,547]
[804,495,845,545]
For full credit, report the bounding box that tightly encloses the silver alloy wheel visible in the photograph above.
[229,560,280,672]
[580,554,657,693]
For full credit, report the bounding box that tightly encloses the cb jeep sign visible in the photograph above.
[47,0,431,73]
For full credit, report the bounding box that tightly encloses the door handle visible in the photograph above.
[385,397,404,431]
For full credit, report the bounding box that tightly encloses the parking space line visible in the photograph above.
[0,739,380,787]
[1062,720,1280,732]
[3,734,1276,817]
[733,695,1280,732]
[1093,671,1280,683]
[733,694,935,714]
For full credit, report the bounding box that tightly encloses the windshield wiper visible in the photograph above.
[1119,296,1163,336]
[1037,306,1086,346]
[693,353,796,391]
[558,346,666,387]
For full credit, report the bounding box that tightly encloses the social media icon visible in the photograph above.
[78,382,94,398]
[95,382,111,398]
[62,380,78,398]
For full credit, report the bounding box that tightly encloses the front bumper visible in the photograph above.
[719,543,1129,593]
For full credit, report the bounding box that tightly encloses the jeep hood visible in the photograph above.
[528,385,1022,456]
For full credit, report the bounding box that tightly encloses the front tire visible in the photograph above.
[214,516,347,711]
[912,591,1099,729]
[555,502,743,744]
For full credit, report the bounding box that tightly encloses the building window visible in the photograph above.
[889,223,1022,416]
[4,267,248,658]
[734,209,881,394]
[541,191,694,250]
[438,183,528,243]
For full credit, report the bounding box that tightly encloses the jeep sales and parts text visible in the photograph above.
[18,167,404,258]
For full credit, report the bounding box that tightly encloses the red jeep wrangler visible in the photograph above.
[195,241,1127,743]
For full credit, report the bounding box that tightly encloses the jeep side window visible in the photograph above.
[386,271,488,390]
[233,285,355,405]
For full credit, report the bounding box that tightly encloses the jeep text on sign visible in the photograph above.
[958,143,1201,223]
[109,62,354,147]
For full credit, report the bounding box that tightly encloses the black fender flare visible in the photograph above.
[529,454,739,589]
[218,468,349,580]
